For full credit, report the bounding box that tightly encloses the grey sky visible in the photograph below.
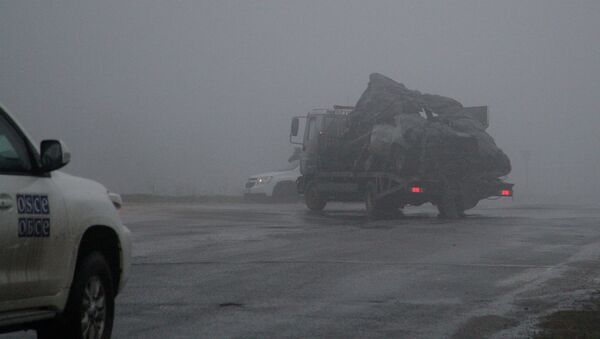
[1,1,599,201]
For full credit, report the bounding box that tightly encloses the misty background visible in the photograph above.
[1,1,599,202]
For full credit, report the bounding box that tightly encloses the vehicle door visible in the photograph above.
[0,112,69,305]
[301,115,322,175]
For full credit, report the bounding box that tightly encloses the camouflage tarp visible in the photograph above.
[346,73,511,205]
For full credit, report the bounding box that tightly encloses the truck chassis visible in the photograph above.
[298,171,513,218]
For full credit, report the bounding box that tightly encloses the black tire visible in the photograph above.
[305,183,326,211]
[38,252,115,339]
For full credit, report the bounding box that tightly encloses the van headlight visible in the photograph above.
[256,176,272,185]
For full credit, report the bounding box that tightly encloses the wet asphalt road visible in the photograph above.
[5,202,600,338]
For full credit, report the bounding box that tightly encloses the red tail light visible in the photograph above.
[411,186,422,193]
[500,189,511,196]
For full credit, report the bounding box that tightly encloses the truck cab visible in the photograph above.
[291,106,352,177]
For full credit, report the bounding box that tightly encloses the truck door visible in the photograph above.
[0,113,69,304]
[301,115,322,175]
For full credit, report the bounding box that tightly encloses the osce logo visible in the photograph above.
[19,218,51,237]
[16,194,50,215]
[16,194,51,238]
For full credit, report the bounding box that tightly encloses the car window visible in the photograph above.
[0,114,32,173]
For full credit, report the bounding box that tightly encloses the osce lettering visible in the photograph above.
[16,194,51,238]
[18,218,51,237]
[16,194,50,214]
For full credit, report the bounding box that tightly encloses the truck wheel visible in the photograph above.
[305,183,326,211]
[38,252,115,339]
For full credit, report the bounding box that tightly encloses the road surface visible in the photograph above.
[5,201,600,338]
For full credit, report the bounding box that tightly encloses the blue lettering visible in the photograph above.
[16,195,26,214]
[15,194,50,215]
[42,219,50,236]
[25,196,33,214]
[18,219,27,236]
[18,218,50,238]
[41,196,50,214]
[33,196,42,214]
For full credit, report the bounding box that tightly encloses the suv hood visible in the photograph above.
[248,167,299,179]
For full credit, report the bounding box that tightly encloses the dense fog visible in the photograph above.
[1,1,599,202]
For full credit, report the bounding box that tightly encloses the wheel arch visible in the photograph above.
[74,225,123,295]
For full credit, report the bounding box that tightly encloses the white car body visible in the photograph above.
[244,163,300,200]
[0,104,131,332]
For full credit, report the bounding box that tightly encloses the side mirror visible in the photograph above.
[40,140,71,172]
[291,117,299,137]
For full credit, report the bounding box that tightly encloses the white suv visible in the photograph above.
[244,161,300,202]
[0,104,131,339]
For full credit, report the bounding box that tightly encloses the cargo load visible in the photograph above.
[346,73,511,178]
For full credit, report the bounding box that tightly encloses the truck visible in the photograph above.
[289,105,514,218]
